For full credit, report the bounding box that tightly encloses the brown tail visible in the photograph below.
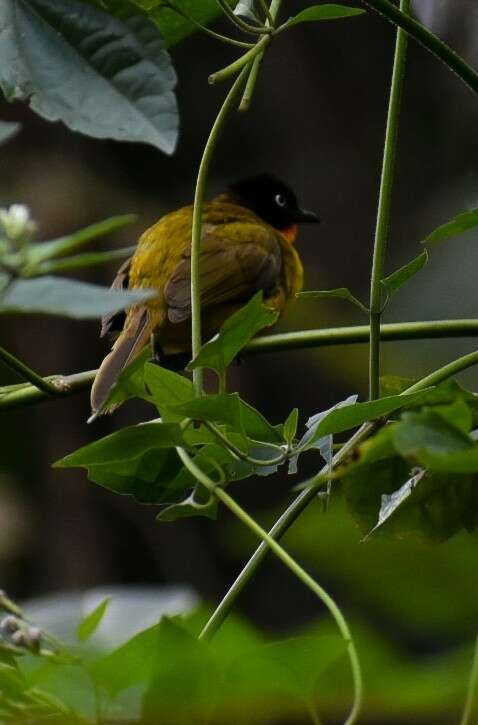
[89,307,154,421]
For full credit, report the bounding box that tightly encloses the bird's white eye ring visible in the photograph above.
[275,193,286,207]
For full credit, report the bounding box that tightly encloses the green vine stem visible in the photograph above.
[209,36,270,85]
[461,630,478,725]
[0,344,64,396]
[238,0,282,111]
[199,348,478,641]
[177,446,363,725]
[369,0,410,400]
[190,66,250,396]
[3,320,478,410]
[362,0,478,96]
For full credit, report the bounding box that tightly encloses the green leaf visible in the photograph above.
[0,276,155,319]
[31,247,135,276]
[133,0,228,48]
[0,120,20,144]
[54,422,185,503]
[188,293,278,374]
[302,389,435,447]
[283,408,299,444]
[380,375,417,396]
[381,250,428,299]
[158,483,218,522]
[423,208,478,246]
[298,287,368,313]
[91,622,162,695]
[26,215,136,267]
[107,348,154,408]
[144,363,194,420]
[392,409,473,459]
[0,0,178,153]
[77,597,111,643]
[282,4,365,29]
[172,393,283,444]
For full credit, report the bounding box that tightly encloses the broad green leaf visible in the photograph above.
[107,348,154,408]
[31,247,135,276]
[392,409,473,459]
[26,215,136,267]
[172,393,283,444]
[381,250,428,299]
[423,208,478,246]
[91,622,162,695]
[144,362,194,420]
[0,120,20,144]
[298,287,368,313]
[77,598,111,643]
[0,277,155,319]
[0,0,178,153]
[282,4,365,29]
[188,293,278,374]
[283,408,299,444]
[54,422,184,503]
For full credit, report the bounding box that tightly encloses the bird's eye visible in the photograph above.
[275,193,286,207]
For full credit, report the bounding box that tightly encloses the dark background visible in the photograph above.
[1,1,478,722]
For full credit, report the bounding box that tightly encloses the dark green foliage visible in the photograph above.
[0,0,178,152]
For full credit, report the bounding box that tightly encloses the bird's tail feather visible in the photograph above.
[89,307,154,421]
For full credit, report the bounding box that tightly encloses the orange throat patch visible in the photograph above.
[280,224,299,244]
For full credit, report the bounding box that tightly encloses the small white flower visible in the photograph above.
[0,204,37,245]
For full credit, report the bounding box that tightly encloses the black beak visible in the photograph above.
[295,208,320,224]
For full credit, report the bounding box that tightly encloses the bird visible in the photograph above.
[89,173,319,419]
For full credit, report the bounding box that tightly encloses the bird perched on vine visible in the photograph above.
[89,174,319,419]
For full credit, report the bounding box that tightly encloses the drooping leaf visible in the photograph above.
[423,208,478,246]
[171,393,283,444]
[25,215,136,267]
[234,0,258,21]
[0,0,178,153]
[188,293,278,375]
[0,120,20,145]
[282,4,365,29]
[0,276,155,319]
[392,409,473,459]
[298,287,368,313]
[54,422,184,503]
[381,250,428,299]
[158,483,218,522]
[77,598,111,643]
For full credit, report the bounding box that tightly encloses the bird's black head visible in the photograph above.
[229,174,320,232]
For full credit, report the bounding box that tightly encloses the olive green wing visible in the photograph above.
[164,226,282,324]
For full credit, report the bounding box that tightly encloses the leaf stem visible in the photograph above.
[238,0,282,110]
[369,0,410,400]
[362,0,478,96]
[209,36,270,84]
[0,344,63,396]
[205,421,288,466]
[190,66,250,396]
[177,446,363,725]
[461,630,478,725]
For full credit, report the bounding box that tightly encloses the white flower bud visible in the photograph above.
[0,204,37,245]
